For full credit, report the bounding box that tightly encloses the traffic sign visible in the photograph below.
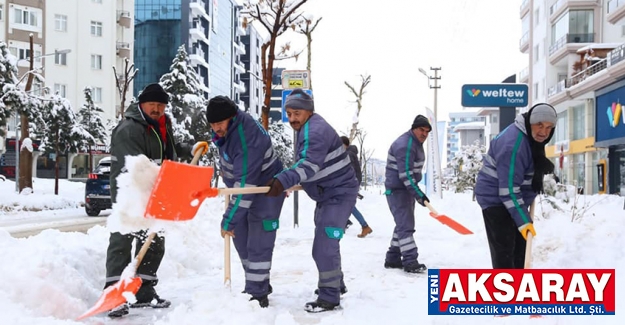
[281,70,311,90]
[281,89,313,123]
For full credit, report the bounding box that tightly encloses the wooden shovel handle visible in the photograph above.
[135,232,157,270]
[424,201,438,215]
[190,147,204,166]
[218,185,303,196]
[224,195,231,287]
[524,202,536,269]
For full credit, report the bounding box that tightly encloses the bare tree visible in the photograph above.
[113,58,138,119]
[344,74,371,142]
[241,0,309,130]
[355,130,374,189]
[296,16,322,90]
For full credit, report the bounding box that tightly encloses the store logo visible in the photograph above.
[466,89,481,97]
[606,102,623,128]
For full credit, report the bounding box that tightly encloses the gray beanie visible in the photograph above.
[285,88,314,111]
[529,103,557,125]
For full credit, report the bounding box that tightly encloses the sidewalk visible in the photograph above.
[0,209,109,238]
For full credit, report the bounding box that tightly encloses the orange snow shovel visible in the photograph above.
[76,232,156,320]
[424,201,474,235]
[77,151,205,320]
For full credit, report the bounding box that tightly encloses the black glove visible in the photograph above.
[416,193,430,207]
[357,193,364,200]
[265,178,285,197]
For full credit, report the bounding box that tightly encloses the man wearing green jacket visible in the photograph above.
[104,83,203,318]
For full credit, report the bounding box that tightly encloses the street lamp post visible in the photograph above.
[13,42,71,192]
[419,67,443,199]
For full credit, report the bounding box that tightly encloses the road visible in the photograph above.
[0,210,110,238]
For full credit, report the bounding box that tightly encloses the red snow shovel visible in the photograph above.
[424,201,473,235]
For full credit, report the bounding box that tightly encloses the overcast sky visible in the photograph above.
[273,0,527,159]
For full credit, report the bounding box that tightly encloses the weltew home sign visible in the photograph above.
[461,84,529,107]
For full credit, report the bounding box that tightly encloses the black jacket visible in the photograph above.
[346,145,362,185]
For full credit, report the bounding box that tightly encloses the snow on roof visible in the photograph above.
[453,121,485,131]
[577,43,622,53]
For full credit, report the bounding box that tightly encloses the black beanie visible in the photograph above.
[206,95,238,123]
[411,114,432,130]
[138,83,169,104]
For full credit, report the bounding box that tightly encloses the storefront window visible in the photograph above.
[71,154,90,178]
[572,104,585,140]
[619,148,625,195]
[555,111,568,142]
[575,153,585,193]
[36,153,68,179]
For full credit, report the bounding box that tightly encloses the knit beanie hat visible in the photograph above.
[411,114,432,130]
[206,95,238,123]
[529,103,557,125]
[285,88,314,111]
[138,83,169,104]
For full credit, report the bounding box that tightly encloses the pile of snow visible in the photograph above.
[0,177,84,213]
[0,170,624,324]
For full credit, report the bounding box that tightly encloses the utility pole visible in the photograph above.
[429,67,441,121]
[18,35,35,192]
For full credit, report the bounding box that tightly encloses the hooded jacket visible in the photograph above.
[474,114,537,227]
[109,103,182,202]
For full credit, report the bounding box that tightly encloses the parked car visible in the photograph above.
[85,157,112,216]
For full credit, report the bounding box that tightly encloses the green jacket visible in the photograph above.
[109,103,183,202]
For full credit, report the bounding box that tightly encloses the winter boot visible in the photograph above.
[314,286,347,295]
[304,299,340,313]
[403,261,427,274]
[345,219,353,230]
[384,260,403,269]
[249,295,269,308]
[357,226,373,238]
[107,304,129,318]
[130,293,171,309]
[242,283,273,295]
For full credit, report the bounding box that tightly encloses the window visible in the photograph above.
[54,84,67,97]
[55,14,67,32]
[572,104,585,140]
[535,8,540,26]
[555,111,568,142]
[92,87,102,102]
[91,54,102,69]
[90,21,102,36]
[32,81,43,96]
[14,8,38,27]
[55,52,67,65]
[533,82,539,100]
[0,5,4,21]
[533,44,540,63]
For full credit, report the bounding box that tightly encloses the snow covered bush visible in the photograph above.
[449,140,485,193]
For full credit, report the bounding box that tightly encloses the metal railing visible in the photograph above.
[609,43,625,66]
[549,33,595,56]
[547,79,567,98]
[519,31,529,48]
[567,58,608,87]
[519,66,529,81]
[520,0,529,12]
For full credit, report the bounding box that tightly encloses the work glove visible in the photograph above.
[518,223,536,240]
[357,193,364,200]
[416,193,430,207]
[265,178,285,197]
[192,141,209,156]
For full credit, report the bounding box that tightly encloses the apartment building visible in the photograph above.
[446,110,485,165]
[521,0,625,195]
[134,0,246,106]
[240,24,263,117]
[0,0,134,179]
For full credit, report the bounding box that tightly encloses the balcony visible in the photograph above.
[607,0,625,24]
[549,0,599,24]
[117,10,131,28]
[234,59,246,74]
[233,78,246,92]
[519,31,529,53]
[518,66,529,83]
[520,0,529,18]
[116,42,130,59]
[189,48,208,68]
[233,40,246,55]
[548,79,567,98]
[190,0,210,20]
[549,33,594,65]
[189,23,209,45]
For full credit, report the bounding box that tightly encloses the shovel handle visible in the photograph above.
[217,185,303,196]
[135,232,157,270]
[224,195,231,288]
[424,201,438,215]
[524,202,536,269]
[190,147,204,166]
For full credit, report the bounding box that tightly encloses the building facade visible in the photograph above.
[0,0,134,180]
[521,0,625,194]
[446,110,485,165]
[240,24,263,117]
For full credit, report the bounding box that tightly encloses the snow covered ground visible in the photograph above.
[0,170,624,324]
